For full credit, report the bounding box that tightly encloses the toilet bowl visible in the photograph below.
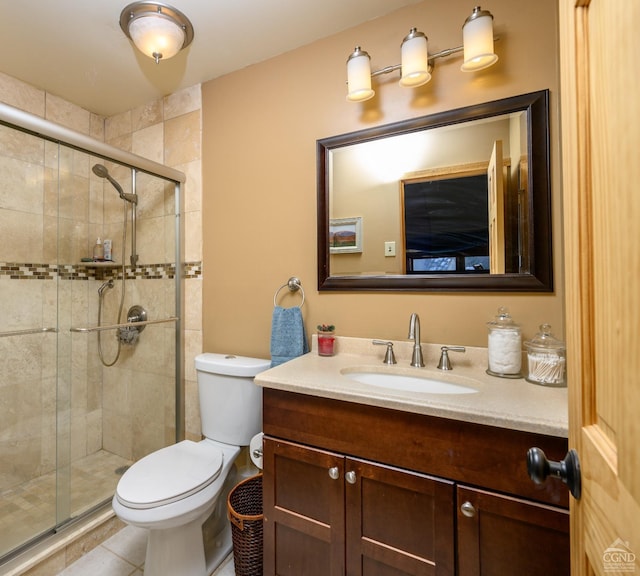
[112,353,270,576]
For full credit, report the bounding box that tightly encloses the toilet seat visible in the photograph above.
[116,440,223,510]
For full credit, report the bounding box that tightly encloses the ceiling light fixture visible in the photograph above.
[346,6,498,102]
[120,1,194,64]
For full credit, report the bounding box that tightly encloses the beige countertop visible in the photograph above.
[255,336,568,438]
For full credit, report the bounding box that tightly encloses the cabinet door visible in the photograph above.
[457,485,569,576]
[263,437,345,576]
[346,458,455,576]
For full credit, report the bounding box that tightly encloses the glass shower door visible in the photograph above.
[0,117,181,564]
[58,151,180,523]
[0,124,59,557]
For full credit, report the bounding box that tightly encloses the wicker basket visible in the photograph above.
[227,473,263,576]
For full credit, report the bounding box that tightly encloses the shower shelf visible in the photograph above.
[80,261,120,267]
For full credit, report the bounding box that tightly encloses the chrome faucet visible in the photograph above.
[408,313,425,367]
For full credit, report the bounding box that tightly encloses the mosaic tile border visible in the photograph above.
[0,262,202,280]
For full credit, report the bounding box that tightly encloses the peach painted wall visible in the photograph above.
[202,0,562,359]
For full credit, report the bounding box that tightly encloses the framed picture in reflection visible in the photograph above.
[329,217,362,254]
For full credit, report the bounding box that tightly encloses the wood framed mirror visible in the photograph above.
[317,90,552,292]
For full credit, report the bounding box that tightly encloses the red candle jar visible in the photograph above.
[317,331,336,356]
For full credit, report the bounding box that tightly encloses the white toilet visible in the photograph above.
[112,353,270,576]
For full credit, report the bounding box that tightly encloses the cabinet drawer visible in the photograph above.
[263,388,569,508]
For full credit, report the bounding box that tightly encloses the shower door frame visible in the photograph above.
[0,100,185,559]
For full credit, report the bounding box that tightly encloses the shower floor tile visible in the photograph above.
[0,450,132,559]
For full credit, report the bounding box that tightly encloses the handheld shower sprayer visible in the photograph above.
[92,164,138,204]
[98,279,114,296]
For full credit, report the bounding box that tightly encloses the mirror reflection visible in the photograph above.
[317,91,552,292]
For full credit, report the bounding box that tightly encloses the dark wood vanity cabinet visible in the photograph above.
[262,389,570,576]
[262,439,345,575]
[456,486,570,576]
[263,437,455,576]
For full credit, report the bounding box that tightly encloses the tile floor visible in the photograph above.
[0,451,132,559]
[55,525,236,576]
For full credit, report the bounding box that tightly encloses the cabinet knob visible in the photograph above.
[328,466,340,480]
[345,471,357,484]
[526,447,582,500]
[460,501,476,518]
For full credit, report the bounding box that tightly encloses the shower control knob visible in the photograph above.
[345,471,357,485]
[328,467,340,480]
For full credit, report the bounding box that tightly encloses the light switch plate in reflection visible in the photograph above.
[384,241,396,257]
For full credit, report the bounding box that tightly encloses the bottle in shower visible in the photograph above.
[93,237,104,261]
[103,239,112,261]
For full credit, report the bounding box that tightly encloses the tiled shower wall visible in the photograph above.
[0,71,204,494]
[103,84,204,444]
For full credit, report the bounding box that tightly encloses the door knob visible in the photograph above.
[526,447,581,500]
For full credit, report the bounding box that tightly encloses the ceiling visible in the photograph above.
[0,0,421,117]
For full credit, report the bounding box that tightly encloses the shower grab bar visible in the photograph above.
[70,316,179,333]
[0,327,58,338]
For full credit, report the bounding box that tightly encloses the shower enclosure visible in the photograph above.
[0,102,184,562]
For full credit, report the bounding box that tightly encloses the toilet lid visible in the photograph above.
[116,440,223,509]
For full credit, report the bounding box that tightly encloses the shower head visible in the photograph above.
[92,164,138,204]
[92,163,123,195]
[91,163,110,179]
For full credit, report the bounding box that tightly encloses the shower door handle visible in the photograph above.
[0,327,57,338]
[70,316,179,332]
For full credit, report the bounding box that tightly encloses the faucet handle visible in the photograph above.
[372,340,397,365]
[437,346,466,370]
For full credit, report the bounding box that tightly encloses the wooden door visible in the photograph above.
[487,140,505,274]
[262,437,345,576]
[560,1,640,575]
[345,458,455,576]
[457,485,569,576]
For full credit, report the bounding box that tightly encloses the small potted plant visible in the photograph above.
[316,324,336,356]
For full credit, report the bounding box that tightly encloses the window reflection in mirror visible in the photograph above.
[402,171,490,274]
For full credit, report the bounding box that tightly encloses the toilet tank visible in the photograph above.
[195,353,270,445]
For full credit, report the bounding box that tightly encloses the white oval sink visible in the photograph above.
[343,371,478,394]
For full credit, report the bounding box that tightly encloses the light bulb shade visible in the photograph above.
[400,29,430,87]
[346,47,375,102]
[120,2,194,63]
[129,15,185,61]
[461,6,498,71]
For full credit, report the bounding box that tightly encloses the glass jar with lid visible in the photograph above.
[487,306,522,377]
[524,324,567,386]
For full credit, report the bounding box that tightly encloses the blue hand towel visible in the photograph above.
[270,306,309,367]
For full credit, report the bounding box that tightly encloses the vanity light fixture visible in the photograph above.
[120,1,194,64]
[346,6,498,102]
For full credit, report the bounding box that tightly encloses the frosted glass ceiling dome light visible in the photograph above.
[346,47,375,102]
[399,28,430,88]
[120,1,194,64]
[461,6,498,71]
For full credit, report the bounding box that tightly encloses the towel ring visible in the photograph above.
[273,277,305,308]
